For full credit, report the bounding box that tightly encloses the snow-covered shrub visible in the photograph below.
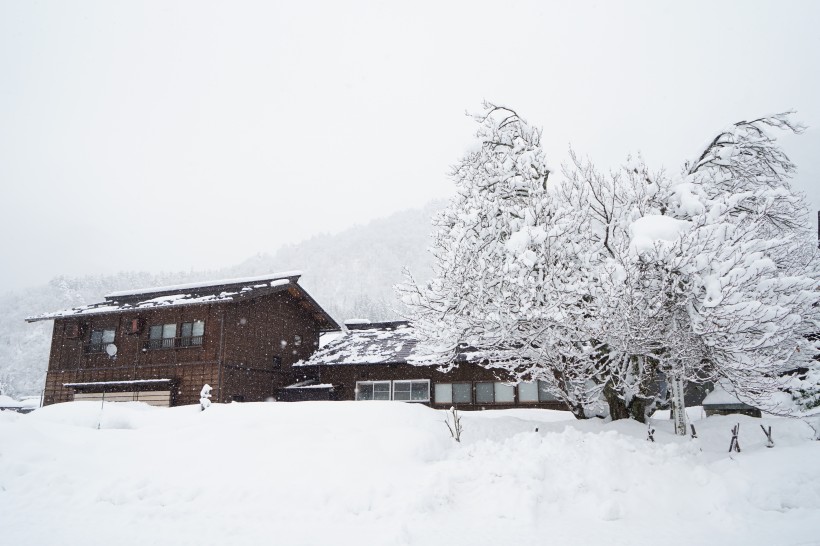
[200,384,212,411]
[444,406,463,443]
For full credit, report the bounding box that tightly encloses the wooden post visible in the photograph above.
[760,424,774,448]
[729,423,741,453]
[97,391,106,430]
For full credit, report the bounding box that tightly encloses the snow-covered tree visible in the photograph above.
[399,102,605,418]
[563,113,818,429]
[564,114,818,430]
[665,114,820,416]
[402,104,818,428]
[556,152,686,423]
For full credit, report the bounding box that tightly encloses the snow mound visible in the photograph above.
[1,402,818,546]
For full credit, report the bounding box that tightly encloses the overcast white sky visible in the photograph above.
[1,0,818,292]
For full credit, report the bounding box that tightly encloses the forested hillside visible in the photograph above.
[0,203,440,397]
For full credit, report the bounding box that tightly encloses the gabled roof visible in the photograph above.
[26,272,340,331]
[297,321,419,366]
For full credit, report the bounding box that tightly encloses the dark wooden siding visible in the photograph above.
[43,289,325,407]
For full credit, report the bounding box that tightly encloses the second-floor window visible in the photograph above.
[180,320,205,347]
[86,329,115,353]
[149,324,177,349]
[148,320,205,349]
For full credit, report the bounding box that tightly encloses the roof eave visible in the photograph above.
[297,360,412,367]
[26,280,342,332]
[286,284,341,332]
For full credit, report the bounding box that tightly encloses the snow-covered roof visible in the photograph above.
[104,271,302,299]
[283,383,335,390]
[298,321,495,367]
[343,318,371,326]
[702,381,756,408]
[28,291,256,321]
[297,321,418,366]
[26,272,339,331]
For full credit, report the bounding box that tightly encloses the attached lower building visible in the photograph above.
[287,321,567,410]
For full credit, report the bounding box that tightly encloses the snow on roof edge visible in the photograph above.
[64,379,173,387]
[104,271,302,299]
[27,291,242,322]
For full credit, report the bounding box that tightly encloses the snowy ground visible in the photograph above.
[1,402,818,546]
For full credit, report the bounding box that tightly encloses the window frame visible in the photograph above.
[434,382,473,405]
[355,380,392,401]
[517,381,540,403]
[434,382,453,405]
[517,380,560,403]
[494,382,515,404]
[180,320,205,347]
[355,380,431,402]
[392,379,430,402]
[147,321,205,350]
[475,381,495,404]
[537,380,559,402]
[85,328,116,354]
[474,381,515,405]
[148,323,177,349]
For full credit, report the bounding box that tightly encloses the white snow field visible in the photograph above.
[1,402,818,546]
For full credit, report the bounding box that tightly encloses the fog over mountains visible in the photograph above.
[0,202,441,397]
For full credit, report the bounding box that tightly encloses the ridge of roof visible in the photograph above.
[104,271,302,300]
[345,320,410,331]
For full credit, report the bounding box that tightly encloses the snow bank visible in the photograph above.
[1,402,818,546]
[0,394,38,411]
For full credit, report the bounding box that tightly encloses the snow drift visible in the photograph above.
[1,402,818,546]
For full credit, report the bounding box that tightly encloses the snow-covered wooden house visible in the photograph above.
[287,321,567,410]
[26,272,340,407]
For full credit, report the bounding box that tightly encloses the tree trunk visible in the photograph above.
[567,401,588,420]
[604,382,630,421]
[627,397,648,423]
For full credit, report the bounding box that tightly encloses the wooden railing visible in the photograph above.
[84,343,108,354]
[145,336,204,350]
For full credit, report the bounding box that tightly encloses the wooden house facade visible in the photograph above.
[27,273,339,407]
[287,321,568,411]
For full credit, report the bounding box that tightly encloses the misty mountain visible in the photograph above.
[0,202,441,397]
